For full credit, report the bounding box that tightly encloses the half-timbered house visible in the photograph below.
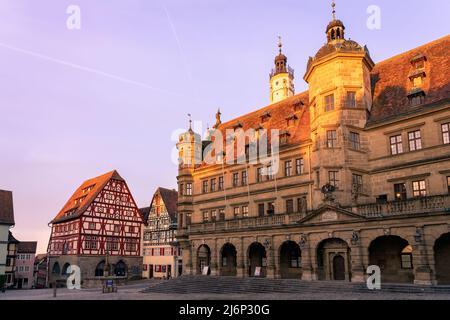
[47,170,144,286]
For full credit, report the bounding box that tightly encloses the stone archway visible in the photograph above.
[279,241,302,279]
[52,262,61,275]
[95,261,106,277]
[434,233,450,285]
[369,235,414,284]
[248,242,266,277]
[220,243,237,276]
[317,238,351,281]
[61,263,71,277]
[114,260,127,277]
[197,244,211,275]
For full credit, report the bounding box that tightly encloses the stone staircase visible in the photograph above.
[142,275,450,295]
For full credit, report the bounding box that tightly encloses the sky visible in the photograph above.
[0,0,449,254]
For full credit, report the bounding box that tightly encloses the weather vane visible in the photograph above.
[278,36,282,54]
[187,113,192,129]
[332,0,336,20]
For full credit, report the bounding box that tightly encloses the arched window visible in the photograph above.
[114,261,127,277]
[52,262,61,275]
[62,263,71,276]
[95,261,105,277]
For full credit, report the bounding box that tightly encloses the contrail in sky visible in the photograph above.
[0,41,185,97]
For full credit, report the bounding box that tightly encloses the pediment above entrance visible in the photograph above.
[299,205,366,225]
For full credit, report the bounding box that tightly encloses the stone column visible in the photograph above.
[350,231,366,283]
[412,228,436,286]
[190,243,197,275]
[265,236,276,278]
[211,239,219,276]
[236,237,247,278]
[180,239,193,276]
[300,234,315,281]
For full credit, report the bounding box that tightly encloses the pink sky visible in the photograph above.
[1,0,449,253]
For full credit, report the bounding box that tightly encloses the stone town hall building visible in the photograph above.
[175,8,450,285]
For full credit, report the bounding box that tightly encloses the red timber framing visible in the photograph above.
[48,174,143,257]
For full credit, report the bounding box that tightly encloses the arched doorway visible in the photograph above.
[317,238,351,281]
[95,261,105,277]
[52,262,60,275]
[221,243,237,276]
[114,261,127,277]
[61,263,71,277]
[279,241,302,279]
[248,242,266,277]
[197,245,211,275]
[369,235,414,284]
[434,233,450,285]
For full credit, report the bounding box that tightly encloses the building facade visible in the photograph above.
[14,241,37,289]
[34,254,48,289]
[0,190,15,289]
[141,188,181,279]
[176,8,450,285]
[5,232,19,287]
[47,170,144,287]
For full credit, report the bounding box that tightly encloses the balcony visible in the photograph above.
[186,211,306,234]
[353,194,450,218]
[183,195,450,235]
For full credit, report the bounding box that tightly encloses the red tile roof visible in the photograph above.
[201,35,449,154]
[369,35,450,124]
[216,91,310,146]
[51,170,125,224]
[146,187,178,222]
[0,190,14,225]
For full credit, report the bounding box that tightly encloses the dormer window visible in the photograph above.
[261,111,271,123]
[408,88,426,106]
[280,130,291,145]
[293,100,304,111]
[286,114,298,127]
[410,54,426,69]
[233,122,243,130]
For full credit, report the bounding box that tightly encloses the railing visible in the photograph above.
[186,195,450,234]
[187,211,306,234]
[353,194,450,218]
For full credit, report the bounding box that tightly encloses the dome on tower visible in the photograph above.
[313,39,364,61]
[326,19,345,33]
[275,52,287,63]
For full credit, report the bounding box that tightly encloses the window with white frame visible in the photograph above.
[390,135,403,155]
[442,123,450,144]
[408,130,422,151]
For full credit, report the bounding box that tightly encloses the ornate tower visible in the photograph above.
[303,1,374,208]
[269,37,295,104]
[176,116,202,275]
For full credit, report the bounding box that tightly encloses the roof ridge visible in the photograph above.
[219,91,309,128]
[374,34,450,67]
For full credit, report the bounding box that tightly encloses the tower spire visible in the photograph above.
[332,0,336,20]
[187,113,193,132]
[278,36,282,54]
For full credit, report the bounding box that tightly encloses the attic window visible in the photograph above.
[408,88,426,107]
[293,100,304,111]
[261,112,271,123]
[233,122,243,130]
[82,185,95,194]
[410,54,426,69]
[280,130,291,145]
[286,114,298,126]
[73,196,86,206]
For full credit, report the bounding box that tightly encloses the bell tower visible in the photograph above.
[304,1,375,209]
[269,37,295,104]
